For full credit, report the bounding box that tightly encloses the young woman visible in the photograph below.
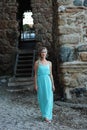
[34,47,55,123]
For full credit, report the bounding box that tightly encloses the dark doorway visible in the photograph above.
[17,0,36,50]
[13,0,36,78]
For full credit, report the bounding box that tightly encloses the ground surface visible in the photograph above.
[0,79,87,130]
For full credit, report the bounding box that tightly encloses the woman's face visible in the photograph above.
[40,49,47,58]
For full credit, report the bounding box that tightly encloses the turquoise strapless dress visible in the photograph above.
[37,62,53,120]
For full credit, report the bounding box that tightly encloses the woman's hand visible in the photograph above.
[34,86,38,91]
[52,85,55,92]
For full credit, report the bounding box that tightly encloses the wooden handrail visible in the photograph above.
[31,50,36,77]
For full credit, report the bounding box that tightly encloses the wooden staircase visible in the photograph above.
[7,77,34,92]
[7,49,36,92]
[14,50,36,77]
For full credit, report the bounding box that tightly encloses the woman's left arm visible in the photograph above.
[50,61,55,91]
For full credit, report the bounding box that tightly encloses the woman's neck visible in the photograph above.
[40,58,46,61]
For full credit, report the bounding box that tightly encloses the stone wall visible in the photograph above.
[0,0,54,75]
[31,0,53,48]
[0,0,19,75]
[57,0,87,99]
[0,0,53,75]
[0,0,87,100]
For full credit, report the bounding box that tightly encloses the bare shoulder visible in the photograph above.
[34,60,39,66]
[35,60,38,64]
[48,60,52,66]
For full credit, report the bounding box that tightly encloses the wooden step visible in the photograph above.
[18,60,33,63]
[16,67,32,70]
[19,51,34,55]
[8,81,34,87]
[18,56,33,60]
[7,77,34,92]
[8,77,34,82]
[19,49,35,53]
[16,70,32,73]
[7,84,34,92]
[14,49,36,78]
[15,73,32,77]
[17,64,33,67]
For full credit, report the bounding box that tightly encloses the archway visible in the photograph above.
[15,0,62,98]
[17,0,36,50]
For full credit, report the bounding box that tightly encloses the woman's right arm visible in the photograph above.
[34,61,38,91]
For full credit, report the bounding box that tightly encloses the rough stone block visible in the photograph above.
[57,0,73,5]
[67,18,76,25]
[59,45,76,62]
[59,26,81,34]
[59,34,80,44]
[65,87,72,99]
[0,20,8,29]
[84,0,87,7]
[0,31,6,39]
[60,61,87,99]
[80,52,87,61]
[73,0,82,6]
[58,18,66,25]
[76,43,87,52]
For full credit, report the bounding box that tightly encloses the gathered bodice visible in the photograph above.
[37,63,50,76]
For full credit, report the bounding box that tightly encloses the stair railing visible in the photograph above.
[31,50,36,77]
[13,52,19,77]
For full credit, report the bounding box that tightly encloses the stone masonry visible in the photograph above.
[0,0,87,99]
[31,0,53,47]
[0,0,19,75]
[57,0,87,99]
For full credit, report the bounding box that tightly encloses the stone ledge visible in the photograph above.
[57,0,73,5]
[60,61,87,68]
[58,6,87,14]
[55,101,87,109]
